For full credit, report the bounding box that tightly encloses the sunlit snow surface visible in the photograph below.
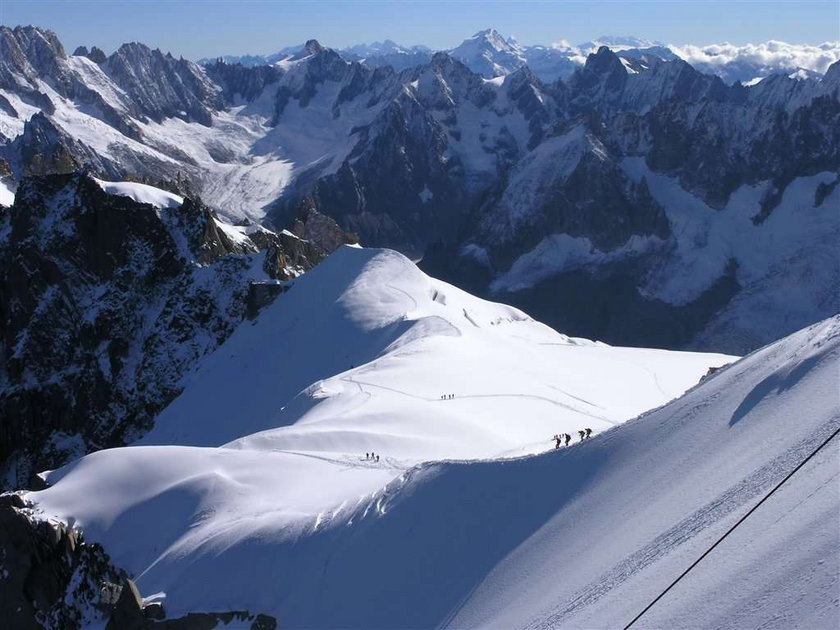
[27,246,741,624]
[93,178,184,209]
[0,178,14,206]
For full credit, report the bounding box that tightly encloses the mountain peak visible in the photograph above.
[303,39,325,55]
[469,28,515,51]
[584,45,624,74]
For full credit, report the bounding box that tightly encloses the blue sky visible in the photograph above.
[1,0,837,59]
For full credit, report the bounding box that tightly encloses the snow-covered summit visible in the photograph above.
[450,28,528,78]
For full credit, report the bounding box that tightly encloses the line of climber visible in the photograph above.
[553,428,591,449]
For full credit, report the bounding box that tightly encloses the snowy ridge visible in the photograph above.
[28,246,734,622]
[92,178,184,209]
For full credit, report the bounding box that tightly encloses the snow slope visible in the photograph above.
[0,178,14,206]
[26,246,733,624]
[446,316,840,630]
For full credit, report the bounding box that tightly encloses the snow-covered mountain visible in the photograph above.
[340,40,434,72]
[0,25,837,355]
[198,31,840,86]
[449,28,528,78]
[17,245,735,625]
[18,249,838,627]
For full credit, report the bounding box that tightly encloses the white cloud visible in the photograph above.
[668,40,840,76]
[541,39,839,83]
[550,39,574,51]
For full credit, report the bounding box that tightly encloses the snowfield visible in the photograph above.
[28,249,840,628]
[26,246,740,625]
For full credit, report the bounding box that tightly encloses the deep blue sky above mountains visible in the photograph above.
[1,0,837,60]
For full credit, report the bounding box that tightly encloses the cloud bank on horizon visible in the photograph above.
[669,40,840,75]
[545,37,840,78]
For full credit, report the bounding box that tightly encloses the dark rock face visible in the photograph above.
[0,493,127,630]
[73,45,107,64]
[0,173,325,489]
[144,602,166,620]
[0,25,65,111]
[290,197,360,254]
[469,124,670,270]
[106,579,146,630]
[0,494,280,629]
[271,51,560,254]
[203,61,283,104]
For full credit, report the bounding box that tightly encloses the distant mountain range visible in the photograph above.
[197,28,840,85]
[1,24,837,356]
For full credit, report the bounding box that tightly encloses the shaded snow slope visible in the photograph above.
[27,246,732,623]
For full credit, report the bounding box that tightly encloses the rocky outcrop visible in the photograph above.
[72,46,107,64]
[0,493,278,630]
[203,61,283,104]
[0,493,126,629]
[290,197,359,254]
[105,579,146,630]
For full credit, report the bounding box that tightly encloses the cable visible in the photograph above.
[624,422,840,630]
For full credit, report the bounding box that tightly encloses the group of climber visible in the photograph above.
[440,394,456,400]
[553,428,592,449]
[365,452,380,463]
